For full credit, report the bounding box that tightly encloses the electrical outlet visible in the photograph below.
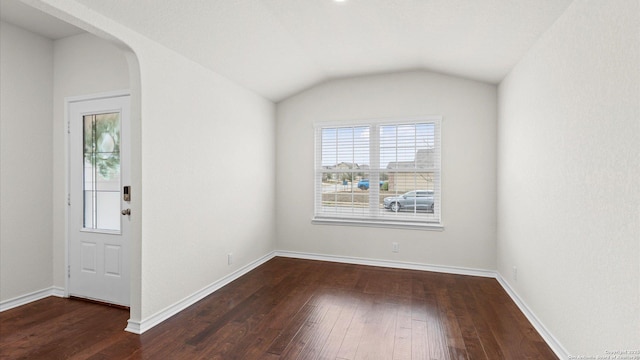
[392,242,399,253]
[512,266,517,281]
[228,253,233,265]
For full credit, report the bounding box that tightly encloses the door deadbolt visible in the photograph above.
[121,209,131,216]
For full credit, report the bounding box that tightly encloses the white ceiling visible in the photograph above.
[0,0,84,39]
[2,0,574,101]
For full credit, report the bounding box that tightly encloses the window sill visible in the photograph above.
[311,217,444,231]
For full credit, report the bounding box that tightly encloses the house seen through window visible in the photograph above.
[314,117,441,228]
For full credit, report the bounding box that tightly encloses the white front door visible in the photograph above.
[68,93,130,306]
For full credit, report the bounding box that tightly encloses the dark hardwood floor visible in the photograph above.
[0,257,557,359]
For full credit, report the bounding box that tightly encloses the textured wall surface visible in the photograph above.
[22,0,277,322]
[0,21,54,301]
[498,0,640,354]
[277,70,497,271]
[138,41,276,320]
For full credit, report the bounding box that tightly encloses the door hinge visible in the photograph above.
[68,265,71,278]
[67,120,70,134]
[67,193,71,206]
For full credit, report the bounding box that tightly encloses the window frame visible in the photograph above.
[312,116,443,231]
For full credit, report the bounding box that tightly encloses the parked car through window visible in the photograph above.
[383,190,434,212]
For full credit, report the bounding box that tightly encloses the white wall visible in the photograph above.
[37,0,277,321]
[276,71,497,270]
[52,32,130,289]
[0,21,54,301]
[498,0,639,354]
[137,44,276,320]
[4,0,277,326]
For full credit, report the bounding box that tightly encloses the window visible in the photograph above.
[314,117,442,229]
[83,112,121,232]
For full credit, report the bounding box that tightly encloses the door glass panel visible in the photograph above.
[83,113,120,231]
[96,192,121,230]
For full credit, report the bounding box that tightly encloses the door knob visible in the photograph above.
[121,208,131,216]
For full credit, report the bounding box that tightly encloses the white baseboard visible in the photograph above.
[124,319,142,334]
[51,286,65,297]
[125,251,276,334]
[495,274,569,360]
[0,286,66,312]
[274,250,496,278]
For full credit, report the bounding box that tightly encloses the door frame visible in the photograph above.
[64,89,131,302]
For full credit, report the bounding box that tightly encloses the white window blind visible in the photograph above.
[314,117,441,228]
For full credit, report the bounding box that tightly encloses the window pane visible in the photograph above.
[315,119,441,226]
[321,128,337,167]
[318,171,370,216]
[386,171,435,193]
[380,123,436,170]
[96,191,120,230]
[322,126,369,168]
[83,113,121,231]
[83,190,94,228]
[379,171,437,218]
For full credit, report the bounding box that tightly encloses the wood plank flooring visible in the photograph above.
[0,257,557,359]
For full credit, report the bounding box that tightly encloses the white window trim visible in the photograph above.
[311,217,444,231]
[312,116,443,230]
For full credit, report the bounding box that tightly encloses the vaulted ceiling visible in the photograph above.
[2,0,574,101]
[0,0,84,39]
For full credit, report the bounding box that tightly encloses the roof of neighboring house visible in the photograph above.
[335,162,360,169]
[386,148,435,169]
